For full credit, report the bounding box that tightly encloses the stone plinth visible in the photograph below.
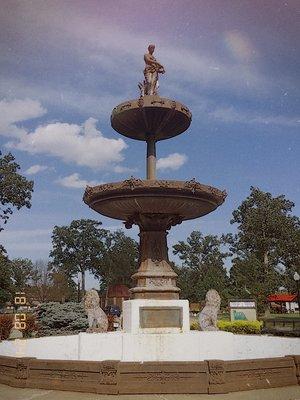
[122,299,190,334]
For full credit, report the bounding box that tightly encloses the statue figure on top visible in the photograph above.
[139,44,165,97]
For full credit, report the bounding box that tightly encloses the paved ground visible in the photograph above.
[0,384,299,400]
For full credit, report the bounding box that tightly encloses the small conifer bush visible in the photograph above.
[35,302,88,336]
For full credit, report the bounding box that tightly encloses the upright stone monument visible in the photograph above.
[84,45,226,333]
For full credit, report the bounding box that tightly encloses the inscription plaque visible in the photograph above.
[139,307,182,328]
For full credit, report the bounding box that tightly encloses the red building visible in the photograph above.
[267,294,298,313]
[100,284,131,310]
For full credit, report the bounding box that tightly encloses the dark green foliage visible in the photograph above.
[0,247,12,305]
[10,258,34,293]
[94,230,138,292]
[0,152,33,231]
[229,253,282,311]
[35,302,88,336]
[229,187,300,310]
[173,231,231,305]
[50,219,108,292]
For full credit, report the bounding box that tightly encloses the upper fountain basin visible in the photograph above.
[83,178,226,223]
[111,95,192,141]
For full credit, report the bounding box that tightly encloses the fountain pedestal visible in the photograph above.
[126,212,181,300]
[122,299,190,333]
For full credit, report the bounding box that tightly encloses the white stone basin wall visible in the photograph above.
[0,331,299,362]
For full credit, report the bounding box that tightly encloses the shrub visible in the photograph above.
[0,314,14,340]
[190,319,262,334]
[218,320,262,335]
[23,314,37,338]
[190,321,200,330]
[35,302,88,337]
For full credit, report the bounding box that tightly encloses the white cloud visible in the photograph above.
[0,98,46,138]
[0,99,127,169]
[210,106,300,127]
[25,164,49,175]
[157,153,187,171]
[113,165,137,174]
[0,77,124,118]
[56,173,98,189]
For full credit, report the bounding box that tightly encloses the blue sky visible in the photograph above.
[0,0,299,287]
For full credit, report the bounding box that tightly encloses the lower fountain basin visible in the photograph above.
[83,178,226,223]
[0,331,299,362]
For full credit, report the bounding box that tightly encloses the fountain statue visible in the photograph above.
[84,289,108,333]
[84,45,226,332]
[199,289,221,331]
[139,44,165,96]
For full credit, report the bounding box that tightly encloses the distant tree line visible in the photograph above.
[0,152,299,311]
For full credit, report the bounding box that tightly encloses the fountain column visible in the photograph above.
[146,137,156,180]
[126,213,181,300]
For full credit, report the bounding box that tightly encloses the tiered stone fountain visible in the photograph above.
[83,45,226,333]
[0,46,298,396]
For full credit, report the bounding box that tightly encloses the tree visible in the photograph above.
[49,271,77,303]
[28,260,52,303]
[229,187,300,310]
[0,246,12,306]
[229,253,282,310]
[0,152,33,231]
[173,231,230,304]
[92,230,138,294]
[50,219,108,293]
[10,258,34,293]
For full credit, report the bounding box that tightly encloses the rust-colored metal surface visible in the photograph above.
[111,96,191,141]
[0,355,298,395]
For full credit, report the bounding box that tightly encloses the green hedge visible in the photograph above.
[190,320,262,334]
[218,320,262,334]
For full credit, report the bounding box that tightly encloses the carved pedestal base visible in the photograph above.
[122,299,190,333]
[126,213,181,300]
